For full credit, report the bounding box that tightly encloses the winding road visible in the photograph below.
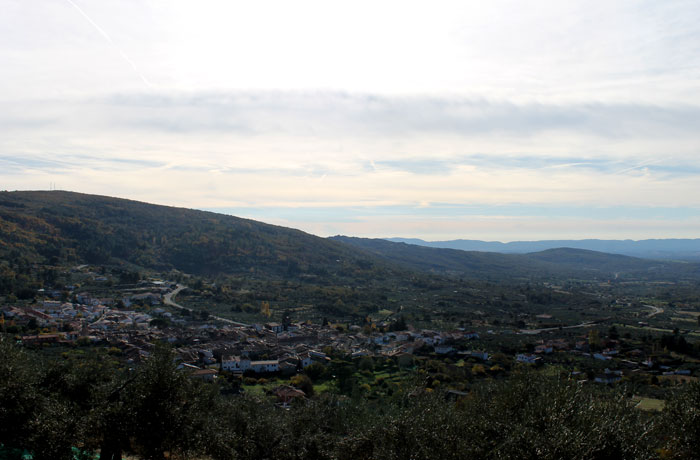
[644,304,664,318]
[163,284,249,327]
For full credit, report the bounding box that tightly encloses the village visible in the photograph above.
[3,275,697,402]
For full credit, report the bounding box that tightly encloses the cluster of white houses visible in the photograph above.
[221,349,330,375]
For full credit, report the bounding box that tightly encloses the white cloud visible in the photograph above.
[2,1,699,101]
[2,0,700,239]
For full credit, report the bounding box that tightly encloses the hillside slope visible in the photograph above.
[0,191,384,280]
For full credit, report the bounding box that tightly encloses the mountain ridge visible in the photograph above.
[332,236,700,281]
[385,237,700,261]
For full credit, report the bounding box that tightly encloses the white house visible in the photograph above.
[222,356,279,373]
[300,353,314,368]
[300,350,329,368]
[468,351,489,361]
[250,360,279,373]
[434,345,454,354]
[222,356,251,372]
[265,322,284,333]
[516,354,539,364]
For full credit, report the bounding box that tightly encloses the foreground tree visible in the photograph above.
[0,338,87,460]
[121,344,218,459]
[0,337,40,457]
[659,381,700,459]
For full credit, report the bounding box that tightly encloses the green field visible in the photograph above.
[633,397,665,411]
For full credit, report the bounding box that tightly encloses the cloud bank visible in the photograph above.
[1,1,699,240]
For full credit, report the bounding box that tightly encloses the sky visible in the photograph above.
[1,0,700,241]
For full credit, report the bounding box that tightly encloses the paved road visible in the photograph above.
[519,321,598,335]
[163,284,187,307]
[163,284,249,327]
[644,304,664,318]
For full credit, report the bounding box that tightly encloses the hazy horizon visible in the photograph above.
[2,1,700,241]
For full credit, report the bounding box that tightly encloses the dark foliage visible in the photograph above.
[3,338,697,460]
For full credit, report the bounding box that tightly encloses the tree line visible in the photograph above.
[1,337,700,460]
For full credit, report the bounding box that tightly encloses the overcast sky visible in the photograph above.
[2,0,699,241]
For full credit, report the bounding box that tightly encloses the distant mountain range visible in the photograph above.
[385,238,700,261]
[332,236,700,282]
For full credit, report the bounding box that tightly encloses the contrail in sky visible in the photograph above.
[614,159,663,175]
[65,0,153,88]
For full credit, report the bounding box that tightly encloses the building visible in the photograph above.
[516,354,540,364]
[190,368,219,382]
[222,356,279,373]
[265,322,284,333]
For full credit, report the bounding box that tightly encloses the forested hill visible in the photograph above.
[0,190,385,279]
[331,236,700,281]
